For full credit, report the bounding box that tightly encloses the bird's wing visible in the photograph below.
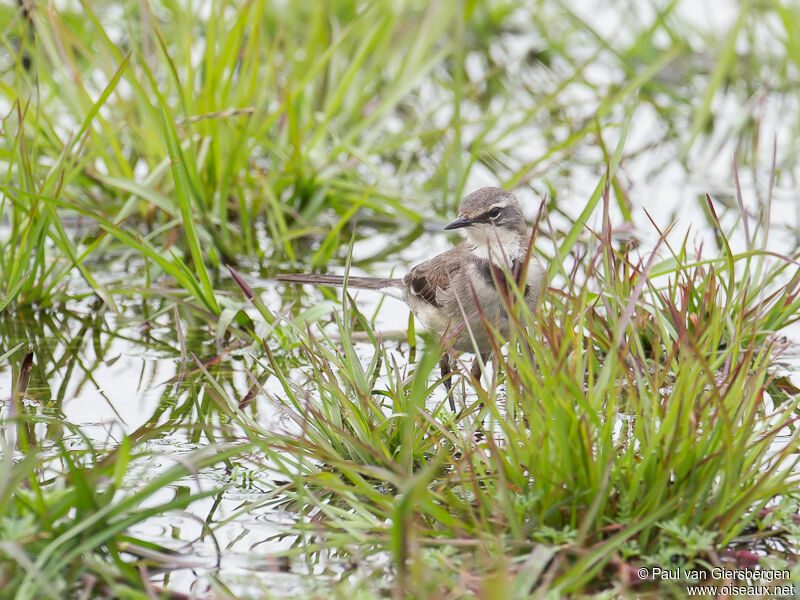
[402,243,470,308]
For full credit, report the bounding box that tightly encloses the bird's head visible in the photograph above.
[444,187,528,261]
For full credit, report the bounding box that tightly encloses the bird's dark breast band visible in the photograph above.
[476,258,528,297]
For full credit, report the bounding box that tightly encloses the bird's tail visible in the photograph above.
[275,273,404,291]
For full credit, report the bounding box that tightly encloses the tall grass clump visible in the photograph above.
[1,0,471,315]
[220,178,800,597]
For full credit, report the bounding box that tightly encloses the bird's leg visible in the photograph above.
[440,354,455,411]
[466,352,491,420]
[470,352,490,386]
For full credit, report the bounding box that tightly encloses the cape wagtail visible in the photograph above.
[276,187,547,409]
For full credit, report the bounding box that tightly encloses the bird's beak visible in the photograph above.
[444,216,471,230]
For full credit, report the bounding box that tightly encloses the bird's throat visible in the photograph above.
[467,227,525,265]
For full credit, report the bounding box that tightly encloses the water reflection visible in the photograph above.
[0,299,271,447]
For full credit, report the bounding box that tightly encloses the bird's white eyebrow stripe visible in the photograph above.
[490,201,509,210]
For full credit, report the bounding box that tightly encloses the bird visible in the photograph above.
[275,187,547,409]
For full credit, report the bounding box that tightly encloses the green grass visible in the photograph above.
[224,188,800,598]
[2,0,800,598]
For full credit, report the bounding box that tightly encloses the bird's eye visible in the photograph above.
[488,207,502,219]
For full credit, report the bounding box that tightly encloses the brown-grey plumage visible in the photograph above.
[274,187,547,408]
[273,273,403,290]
